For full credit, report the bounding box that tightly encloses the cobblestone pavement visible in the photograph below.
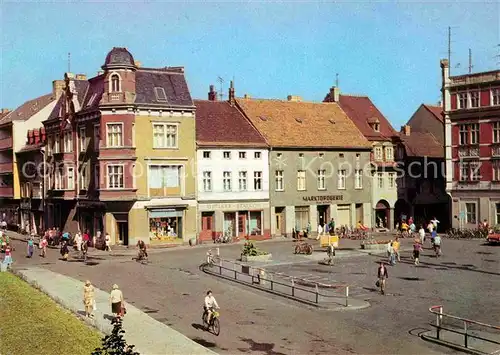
[8,235,499,355]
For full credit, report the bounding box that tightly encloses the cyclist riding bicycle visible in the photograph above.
[203,290,219,325]
[137,240,148,260]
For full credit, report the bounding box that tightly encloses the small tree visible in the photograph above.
[92,318,140,355]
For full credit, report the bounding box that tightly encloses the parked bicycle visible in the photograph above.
[294,242,313,255]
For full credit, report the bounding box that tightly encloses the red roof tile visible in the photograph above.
[194,100,267,147]
[325,94,397,141]
[399,132,443,158]
[423,104,443,123]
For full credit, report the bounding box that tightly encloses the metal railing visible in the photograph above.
[203,250,351,307]
[428,305,500,351]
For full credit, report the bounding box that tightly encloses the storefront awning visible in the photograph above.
[146,204,188,210]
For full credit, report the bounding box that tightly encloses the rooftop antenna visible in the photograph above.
[68,52,71,73]
[495,44,500,67]
[335,73,339,87]
[468,48,473,74]
[448,26,451,75]
[217,76,225,101]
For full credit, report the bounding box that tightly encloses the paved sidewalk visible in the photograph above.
[13,267,217,355]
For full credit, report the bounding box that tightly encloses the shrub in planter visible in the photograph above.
[241,242,268,257]
[92,318,139,355]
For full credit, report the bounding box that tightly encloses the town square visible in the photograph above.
[1,1,500,354]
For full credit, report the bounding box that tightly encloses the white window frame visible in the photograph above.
[67,166,74,190]
[223,151,231,159]
[275,170,284,191]
[385,146,394,161]
[54,133,60,153]
[254,152,262,159]
[470,123,479,144]
[374,146,383,161]
[458,92,468,109]
[79,126,86,152]
[223,171,232,192]
[337,169,346,190]
[132,123,136,147]
[297,170,306,191]
[203,151,211,159]
[495,203,500,225]
[493,122,500,144]
[492,163,500,182]
[94,124,100,150]
[148,165,182,195]
[63,131,72,152]
[238,171,248,191]
[465,202,477,224]
[459,124,468,145]
[55,167,62,190]
[254,171,262,191]
[317,169,326,190]
[202,171,212,192]
[239,151,247,159]
[107,164,125,189]
[79,165,87,190]
[354,169,362,189]
[388,172,396,188]
[152,123,178,149]
[492,88,500,106]
[377,172,384,189]
[110,73,121,93]
[469,91,480,108]
[47,135,53,155]
[106,123,124,148]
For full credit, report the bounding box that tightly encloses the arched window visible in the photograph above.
[111,74,121,92]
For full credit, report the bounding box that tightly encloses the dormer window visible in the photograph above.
[374,123,380,132]
[110,74,121,92]
[367,117,380,132]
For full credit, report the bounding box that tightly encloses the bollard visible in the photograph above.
[464,321,468,348]
[345,286,349,307]
[315,283,319,303]
[216,247,220,256]
[291,277,295,297]
[436,306,443,340]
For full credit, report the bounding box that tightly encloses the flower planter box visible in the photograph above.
[240,253,272,262]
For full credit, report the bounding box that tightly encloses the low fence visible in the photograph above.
[426,305,500,353]
[202,252,351,307]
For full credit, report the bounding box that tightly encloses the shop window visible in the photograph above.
[295,207,309,232]
[149,215,182,241]
[149,165,181,197]
[249,211,262,235]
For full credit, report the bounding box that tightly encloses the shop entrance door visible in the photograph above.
[200,212,214,241]
[275,207,285,235]
[317,205,329,227]
[117,222,129,246]
[238,213,247,237]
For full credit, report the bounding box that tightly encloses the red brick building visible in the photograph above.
[441,59,500,228]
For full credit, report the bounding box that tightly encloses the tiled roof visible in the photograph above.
[75,80,90,105]
[0,110,11,122]
[399,132,443,158]
[325,94,397,141]
[46,96,63,121]
[0,94,54,124]
[17,142,44,153]
[80,75,105,112]
[194,100,267,147]
[423,104,443,123]
[236,98,371,149]
[135,68,193,107]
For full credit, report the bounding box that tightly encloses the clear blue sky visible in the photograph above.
[1,1,499,127]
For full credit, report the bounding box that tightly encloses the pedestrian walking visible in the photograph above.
[105,233,111,252]
[393,237,401,262]
[377,262,388,295]
[75,231,82,252]
[83,280,95,318]
[418,225,425,244]
[316,224,323,240]
[433,234,442,257]
[413,239,423,266]
[39,236,47,257]
[326,243,335,265]
[109,284,125,318]
[430,217,440,232]
[4,244,13,268]
[26,237,35,258]
[60,240,69,261]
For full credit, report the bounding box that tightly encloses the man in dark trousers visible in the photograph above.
[377,262,388,295]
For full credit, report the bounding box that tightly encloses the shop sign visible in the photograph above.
[149,209,183,218]
[200,202,268,211]
[302,195,343,203]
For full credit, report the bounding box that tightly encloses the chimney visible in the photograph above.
[40,127,46,143]
[75,74,87,80]
[287,95,302,102]
[208,85,217,101]
[329,86,340,102]
[52,80,65,99]
[243,94,251,99]
[228,80,235,106]
[134,61,142,68]
[1,108,10,115]
[97,70,104,76]
[401,125,411,136]
[27,130,33,145]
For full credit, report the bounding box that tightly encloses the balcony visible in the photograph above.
[0,186,13,197]
[0,162,13,173]
[0,136,13,151]
[458,146,479,159]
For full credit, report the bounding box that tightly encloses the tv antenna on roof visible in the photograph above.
[217,76,225,101]
[336,73,339,87]
[468,48,473,74]
[68,52,71,73]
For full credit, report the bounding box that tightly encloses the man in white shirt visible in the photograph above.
[430,217,440,232]
[204,290,219,325]
[418,225,426,244]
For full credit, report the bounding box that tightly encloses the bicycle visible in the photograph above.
[202,308,220,336]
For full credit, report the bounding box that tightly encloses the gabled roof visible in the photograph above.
[399,132,443,158]
[236,98,371,149]
[135,68,193,107]
[0,94,54,125]
[325,94,397,141]
[195,100,267,147]
[422,104,443,123]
